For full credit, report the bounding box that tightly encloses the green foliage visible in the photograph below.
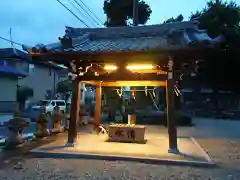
[17,86,33,103]
[190,0,240,38]
[163,14,184,23]
[175,110,192,126]
[103,0,152,26]
[189,0,240,93]
[57,80,72,93]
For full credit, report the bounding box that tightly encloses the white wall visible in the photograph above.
[0,76,17,101]
[17,62,59,102]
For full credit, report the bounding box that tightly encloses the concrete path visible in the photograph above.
[190,118,240,139]
[142,118,240,140]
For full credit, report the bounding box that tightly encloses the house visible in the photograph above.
[0,54,28,113]
[0,48,63,104]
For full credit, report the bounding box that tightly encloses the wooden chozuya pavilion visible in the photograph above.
[24,20,222,153]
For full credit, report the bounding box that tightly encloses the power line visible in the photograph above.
[68,0,98,27]
[0,36,23,47]
[77,0,104,26]
[9,28,19,55]
[72,0,102,27]
[56,0,90,28]
[9,28,14,48]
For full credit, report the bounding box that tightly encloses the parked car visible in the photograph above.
[31,100,67,115]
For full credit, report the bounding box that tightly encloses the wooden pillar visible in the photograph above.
[67,80,81,146]
[94,84,102,126]
[166,57,179,153]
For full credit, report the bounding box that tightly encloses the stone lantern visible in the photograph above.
[4,108,29,148]
[51,106,64,134]
[35,105,49,138]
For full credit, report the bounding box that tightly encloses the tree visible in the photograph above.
[190,0,240,37]
[17,86,33,110]
[189,0,240,111]
[163,14,184,23]
[103,0,152,27]
[57,80,72,94]
[189,0,240,90]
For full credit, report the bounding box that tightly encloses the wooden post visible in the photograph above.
[94,84,102,126]
[166,57,179,153]
[67,80,81,146]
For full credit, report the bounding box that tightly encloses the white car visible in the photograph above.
[32,100,67,115]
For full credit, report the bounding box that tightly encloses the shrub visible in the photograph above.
[175,110,193,126]
[122,110,192,126]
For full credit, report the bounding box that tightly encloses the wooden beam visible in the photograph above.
[94,85,102,125]
[29,46,216,70]
[83,81,166,87]
[78,70,168,82]
[67,80,80,146]
[87,67,167,76]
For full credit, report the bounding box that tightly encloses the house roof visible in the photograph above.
[0,65,28,77]
[25,20,223,54]
[0,48,31,60]
[0,48,63,69]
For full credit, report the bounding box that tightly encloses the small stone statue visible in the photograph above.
[35,106,49,138]
[5,107,29,148]
[51,106,64,134]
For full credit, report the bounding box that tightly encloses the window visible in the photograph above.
[49,68,52,76]
[56,101,66,106]
[28,64,35,73]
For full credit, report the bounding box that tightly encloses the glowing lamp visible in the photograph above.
[126,64,153,70]
[104,65,117,70]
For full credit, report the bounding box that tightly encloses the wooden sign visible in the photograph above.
[108,124,145,143]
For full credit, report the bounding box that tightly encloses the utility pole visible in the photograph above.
[133,0,138,26]
[9,28,14,48]
[9,28,18,55]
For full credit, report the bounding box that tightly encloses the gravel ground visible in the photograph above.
[0,139,239,180]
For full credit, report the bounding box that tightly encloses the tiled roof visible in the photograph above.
[26,21,223,53]
[72,36,182,52]
[67,21,199,38]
